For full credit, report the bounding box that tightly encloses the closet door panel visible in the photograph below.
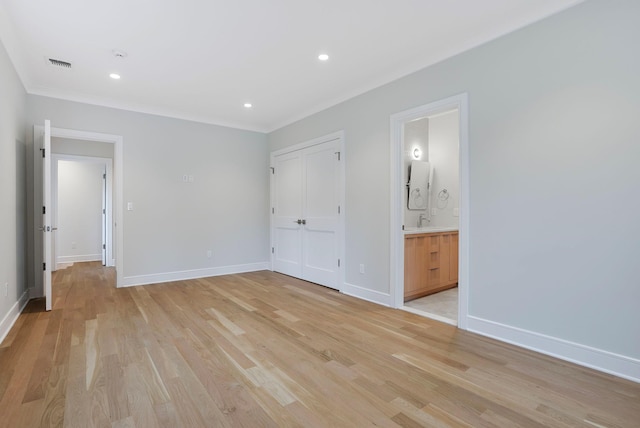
[272,152,303,277]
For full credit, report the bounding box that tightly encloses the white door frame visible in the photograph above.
[51,154,114,269]
[34,126,124,289]
[389,94,470,329]
[270,131,346,291]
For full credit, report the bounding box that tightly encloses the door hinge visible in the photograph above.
[270,167,275,174]
[271,247,274,254]
[103,244,106,250]
[335,151,341,161]
[272,207,274,214]
[103,209,106,214]
[42,206,46,214]
[337,259,340,267]
[43,262,46,271]
[338,205,340,214]
[103,173,106,179]
[41,148,45,158]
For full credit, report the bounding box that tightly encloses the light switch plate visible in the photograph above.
[127,202,133,211]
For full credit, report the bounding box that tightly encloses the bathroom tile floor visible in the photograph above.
[404,287,458,324]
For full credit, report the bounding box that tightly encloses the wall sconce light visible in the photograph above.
[413,147,421,159]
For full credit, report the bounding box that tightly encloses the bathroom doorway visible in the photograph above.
[390,94,469,329]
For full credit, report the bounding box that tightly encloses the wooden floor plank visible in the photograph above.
[0,261,638,427]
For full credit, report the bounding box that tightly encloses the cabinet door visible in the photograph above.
[439,233,451,288]
[405,234,431,299]
[449,232,459,283]
[404,236,417,295]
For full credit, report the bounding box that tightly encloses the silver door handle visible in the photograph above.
[52,227,58,231]
[301,219,306,225]
[294,219,302,224]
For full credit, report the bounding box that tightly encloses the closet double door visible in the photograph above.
[272,138,342,289]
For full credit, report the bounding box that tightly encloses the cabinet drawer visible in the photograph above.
[428,267,440,285]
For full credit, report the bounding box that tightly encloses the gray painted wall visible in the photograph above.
[27,96,270,290]
[0,38,27,337]
[269,0,640,365]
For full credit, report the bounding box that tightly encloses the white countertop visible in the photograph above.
[404,226,458,235]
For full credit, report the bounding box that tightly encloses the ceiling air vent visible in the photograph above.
[48,58,72,68]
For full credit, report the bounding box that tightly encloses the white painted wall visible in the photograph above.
[403,112,460,229]
[56,160,104,264]
[403,118,429,228]
[427,111,459,229]
[0,38,27,342]
[27,97,270,289]
[269,0,640,380]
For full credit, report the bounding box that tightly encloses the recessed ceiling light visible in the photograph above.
[109,73,121,80]
[318,54,329,61]
[244,103,252,108]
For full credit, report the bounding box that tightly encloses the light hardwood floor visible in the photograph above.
[0,262,638,427]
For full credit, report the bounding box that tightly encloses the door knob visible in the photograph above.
[301,219,306,225]
[294,219,302,224]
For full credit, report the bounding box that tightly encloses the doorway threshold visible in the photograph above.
[400,305,457,326]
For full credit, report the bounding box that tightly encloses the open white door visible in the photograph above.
[42,120,52,311]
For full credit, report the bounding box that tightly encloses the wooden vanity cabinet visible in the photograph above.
[404,231,458,301]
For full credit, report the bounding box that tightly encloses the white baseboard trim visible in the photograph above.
[57,254,101,264]
[341,282,391,307]
[0,290,30,345]
[468,315,640,383]
[120,262,271,288]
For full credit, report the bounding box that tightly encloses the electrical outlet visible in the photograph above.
[206,250,212,258]
[359,264,365,274]
[71,241,77,249]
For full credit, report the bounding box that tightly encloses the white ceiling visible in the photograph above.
[0,0,583,132]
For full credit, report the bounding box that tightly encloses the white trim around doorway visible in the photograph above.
[389,93,469,329]
[35,126,124,288]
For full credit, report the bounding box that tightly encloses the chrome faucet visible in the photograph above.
[418,213,427,228]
